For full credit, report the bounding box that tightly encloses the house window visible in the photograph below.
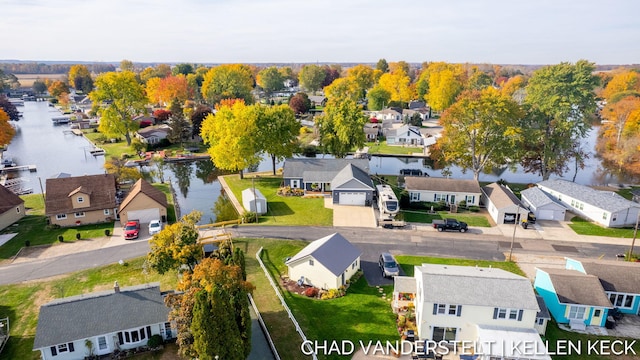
[77,196,84,203]
[465,195,475,205]
[497,308,507,319]
[434,194,446,202]
[104,209,110,215]
[97,336,107,350]
[537,318,545,325]
[509,309,518,320]
[594,309,601,317]
[494,307,523,321]
[568,306,586,320]
[437,303,447,314]
[432,327,457,342]
[410,192,420,201]
[309,260,314,266]
[352,260,357,269]
[58,342,75,353]
[603,213,608,220]
[609,293,634,309]
[56,214,67,220]
[119,328,148,344]
[75,212,85,218]
[16,207,20,213]
[434,303,460,316]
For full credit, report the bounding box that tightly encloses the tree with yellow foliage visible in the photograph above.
[201,64,254,105]
[601,70,640,102]
[377,69,413,106]
[0,109,16,147]
[423,62,466,112]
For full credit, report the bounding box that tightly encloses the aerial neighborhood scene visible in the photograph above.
[3,1,640,360]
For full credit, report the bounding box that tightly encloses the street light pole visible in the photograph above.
[509,204,520,262]
[629,213,640,261]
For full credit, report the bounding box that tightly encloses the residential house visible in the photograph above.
[405,177,481,206]
[566,257,640,315]
[535,295,551,336]
[285,233,361,290]
[534,268,612,330]
[408,100,427,109]
[133,115,157,126]
[282,158,374,206]
[135,125,171,145]
[395,264,548,359]
[386,125,424,146]
[363,122,380,141]
[45,174,118,227]
[402,108,430,122]
[375,108,403,123]
[520,186,567,221]
[481,182,529,224]
[0,184,25,231]
[537,179,640,228]
[118,179,168,224]
[33,282,175,360]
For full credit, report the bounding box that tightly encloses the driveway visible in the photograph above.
[325,198,378,228]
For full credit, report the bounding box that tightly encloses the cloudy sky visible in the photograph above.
[1,0,638,65]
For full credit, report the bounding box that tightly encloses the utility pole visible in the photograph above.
[509,204,520,262]
[629,212,640,261]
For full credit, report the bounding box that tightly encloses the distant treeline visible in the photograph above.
[0,63,116,74]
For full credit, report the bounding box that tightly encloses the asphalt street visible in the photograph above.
[0,225,632,285]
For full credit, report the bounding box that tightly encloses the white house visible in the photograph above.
[135,125,170,145]
[386,125,425,146]
[242,188,267,215]
[33,283,175,360]
[482,183,529,225]
[537,179,640,228]
[405,177,482,206]
[535,295,551,336]
[374,108,402,123]
[285,233,361,290]
[397,264,549,359]
[521,186,567,221]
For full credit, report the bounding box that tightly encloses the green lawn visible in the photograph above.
[568,217,638,238]
[223,175,333,226]
[364,142,424,155]
[401,210,491,227]
[395,255,526,277]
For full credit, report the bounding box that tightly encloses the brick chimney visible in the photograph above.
[114,280,120,293]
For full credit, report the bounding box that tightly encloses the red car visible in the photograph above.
[124,220,140,240]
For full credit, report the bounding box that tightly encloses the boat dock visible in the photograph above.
[1,164,37,172]
[63,129,84,136]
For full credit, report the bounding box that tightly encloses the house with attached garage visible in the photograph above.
[45,174,118,227]
[536,179,640,228]
[285,233,361,290]
[135,124,170,145]
[0,184,25,231]
[397,264,549,359]
[282,158,374,206]
[481,182,530,224]
[565,257,640,315]
[405,177,482,206]
[520,186,567,221]
[386,125,425,146]
[534,267,612,330]
[33,282,175,360]
[118,179,168,224]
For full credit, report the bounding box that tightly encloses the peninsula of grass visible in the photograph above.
[395,255,525,277]
[568,217,637,238]
[223,174,333,226]
[400,210,491,227]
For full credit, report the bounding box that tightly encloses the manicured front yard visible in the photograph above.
[395,255,525,277]
[364,142,424,155]
[223,174,333,226]
[400,210,491,227]
[569,217,639,238]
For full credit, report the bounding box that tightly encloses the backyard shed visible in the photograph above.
[242,188,267,215]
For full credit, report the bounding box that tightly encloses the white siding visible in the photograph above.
[409,190,481,206]
[287,256,360,290]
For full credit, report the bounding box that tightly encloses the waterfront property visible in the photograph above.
[482,182,530,225]
[33,282,175,360]
[45,174,118,227]
[0,184,25,231]
[405,176,482,206]
[118,179,168,224]
[520,186,567,221]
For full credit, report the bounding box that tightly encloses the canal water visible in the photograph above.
[4,101,636,224]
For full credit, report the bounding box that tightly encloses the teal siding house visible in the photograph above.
[566,258,640,315]
[534,268,612,329]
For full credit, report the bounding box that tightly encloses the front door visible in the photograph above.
[449,195,456,204]
[95,336,109,355]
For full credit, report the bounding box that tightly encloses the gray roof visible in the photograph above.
[539,268,612,307]
[394,276,417,294]
[538,179,639,213]
[405,177,481,194]
[282,158,370,180]
[536,295,551,319]
[521,187,567,210]
[388,125,422,138]
[482,183,523,209]
[331,164,374,190]
[285,233,362,276]
[34,283,169,349]
[416,264,539,310]
[581,261,640,294]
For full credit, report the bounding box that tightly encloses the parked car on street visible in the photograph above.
[148,220,162,235]
[432,218,468,232]
[124,220,140,240]
[379,252,400,278]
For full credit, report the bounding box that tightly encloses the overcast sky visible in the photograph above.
[1,0,639,65]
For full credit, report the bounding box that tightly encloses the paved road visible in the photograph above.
[0,225,632,285]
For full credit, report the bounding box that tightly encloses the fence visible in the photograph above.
[248,294,281,360]
[255,247,317,360]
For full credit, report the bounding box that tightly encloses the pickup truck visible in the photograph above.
[124,220,141,240]
[432,218,468,232]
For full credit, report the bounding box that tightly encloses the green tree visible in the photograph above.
[120,59,135,72]
[324,77,360,102]
[366,86,391,111]
[173,63,195,76]
[376,58,389,73]
[201,64,255,105]
[256,104,300,175]
[167,98,191,146]
[522,60,599,180]
[90,71,147,145]
[68,64,93,93]
[466,68,493,90]
[147,211,203,274]
[103,157,142,183]
[316,98,366,157]
[434,88,524,180]
[32,79,47,94]
[298,64,326,93]
[257,66,285,96]
[200,101,261,179]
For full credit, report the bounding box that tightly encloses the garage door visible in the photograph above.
[338,192,366,206]
[537,209,555,220]
[126,209,160,224]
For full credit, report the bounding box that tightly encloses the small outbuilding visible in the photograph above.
[521,186,567,221]
[242,188,267,215]
[481,182,529,225]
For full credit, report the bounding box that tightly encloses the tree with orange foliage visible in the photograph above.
[601,70,640,102]
[47,80,69,98]
[0,109,16,146]
[603,96,640,147]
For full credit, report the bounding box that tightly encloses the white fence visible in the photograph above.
[248,294,281,360]
[256,247,317,360]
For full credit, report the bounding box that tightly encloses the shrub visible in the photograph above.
[104,229,111,236]
[147,334,163,348]
[321,288,343,300]
[76,232,81,240]
[47,224,61,230]
[25,240,30,247]
[397,315,407,328]
[58,235,64,242]
[242,211,258,223]
[469,206,480,212]
[304,287,318,298]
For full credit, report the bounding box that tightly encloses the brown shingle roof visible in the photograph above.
[541,268,612,307]
[119,179,168,212]
[581,261,640,294]
[482,182,523,209]
[405,177,481,194]
[45,174,116,215]
[0,184,24,214]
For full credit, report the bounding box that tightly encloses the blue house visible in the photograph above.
[534,268,612,330]
[566,258,640,315]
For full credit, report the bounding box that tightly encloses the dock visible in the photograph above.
[63,129,83,136]
[0,164,37,172]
